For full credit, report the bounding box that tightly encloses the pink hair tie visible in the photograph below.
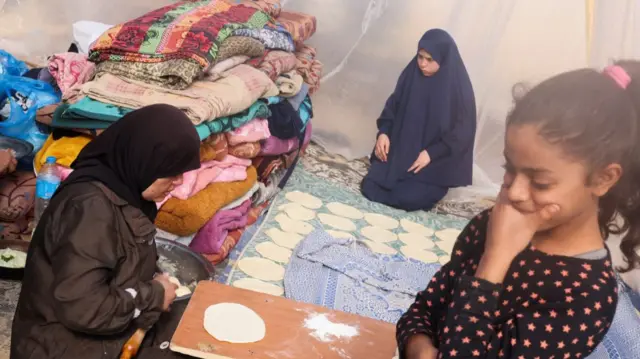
[603,65,631,89]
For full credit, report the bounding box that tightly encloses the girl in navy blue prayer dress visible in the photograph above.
[361,29,476,212]
[396,62,640,359]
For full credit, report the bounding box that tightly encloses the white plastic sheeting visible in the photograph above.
[1,0,639,196]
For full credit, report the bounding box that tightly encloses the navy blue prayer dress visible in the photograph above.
[361,29,476,211]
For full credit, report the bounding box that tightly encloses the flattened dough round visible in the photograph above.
[318,213,357,231]
[364,213,399,230]
[326,230,354,239]
[275,213,314,235]
[363,240,397,255]
[265,228,303,249]
[400,246,439,263]
[326,202,364,219]
[360,226,397,243]
[438,256,450,265]
[168,276,192,297]
[204,303,265,343]
[256,242,293,264]
[436,240,456,254]
[400,219,435,237]
[435,228,462,242]
[237,257,285,281]
[233,278,284,296]
[285,191,323,209]
[398,232,435,249]
[278,202,316,221]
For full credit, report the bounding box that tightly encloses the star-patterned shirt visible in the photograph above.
[396,210,618,359]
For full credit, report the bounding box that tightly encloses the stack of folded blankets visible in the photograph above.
[34,0,322,265]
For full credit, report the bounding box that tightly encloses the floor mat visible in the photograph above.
[222,166,469,296]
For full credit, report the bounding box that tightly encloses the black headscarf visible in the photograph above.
[57,104,201,221]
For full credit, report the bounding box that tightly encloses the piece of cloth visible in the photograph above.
[205,100,271,134]
[89,1,270,69]
[258,50,298,81]
[232,28,295,52]
[95,59,201,91]
[260,121,312,156]
[205,55,249,82]
[294,44,323,94]
[276,11,317,44]
[226,118,271,146]
[228,141,261,159]
[0,171,36,222]
[200,133,228,162]
[366,29,476,199]
[221,182,259,211]
[34,134,92,173]
[156,166,257,236]
[276,70,304,97]
[361,176,448,212]
[190,199,252,254]
[58,104,201,221]
[237,0,282,17]
[72,20,113,54]
[267,100,304,139]
[12,182,165,359]
[395,210,618,359]
[47,53,95,95]
[215,36,265,64]
[285,230,441,323]
[82,65,279,125]
[287,83,310,110]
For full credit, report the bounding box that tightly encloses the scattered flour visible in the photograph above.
[303,313,358,343]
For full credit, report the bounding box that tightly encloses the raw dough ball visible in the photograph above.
[439,256,450,265]
[275,213,314,235]
[400,219,435,237]
[364,213,399,230]
[256,242,293,264]
[363,240,397,255]
[326,230,354,239]
[168,276,192,297]
[398,232,435,249]
[400,246,439,263]
[233,278,284,296]
[237,257,285,281]
[265,228,303,249]
[360,226,397,243]
[318,213,357,231]
[278,202,316,221]
[326,202,364,219]
[204,303,265,343]
[285,191,323,209]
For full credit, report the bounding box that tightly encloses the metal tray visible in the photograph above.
[0,135,33,159]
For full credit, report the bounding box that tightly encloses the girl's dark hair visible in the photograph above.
[507,63,640,273]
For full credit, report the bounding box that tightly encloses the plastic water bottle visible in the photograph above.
[34,156,61,224]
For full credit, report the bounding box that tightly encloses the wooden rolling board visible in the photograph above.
[171,281,398,359]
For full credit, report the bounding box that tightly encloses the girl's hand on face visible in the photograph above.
[375,134,390,162]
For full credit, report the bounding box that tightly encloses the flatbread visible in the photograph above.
[326,230,354,239]
[400,246,439,263]
[362,240,397,255]
[284,191,323,209]
[278,202,316,221]
[435,228,461,254]
[237,257,285,281]
[265,228,303,249]
[360,226,397,243]
[204,303,265,343]
[326,202,364,219]
[398,232,435,249]
[256,242,293,264]
[232,278,284,297]
[318,213,357,231]
[275,213,314,235]
[400,219,435,237]
[363,213,399,230]
[438,256,450,265]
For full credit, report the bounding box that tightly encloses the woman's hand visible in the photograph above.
[0,150,17,176]
[408,150,431,173]
[153,273,178,312]
[405,335,438,359]
[375,134,390,162]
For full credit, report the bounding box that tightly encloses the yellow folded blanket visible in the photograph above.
[155,166,257,236]
[34,135,92,172]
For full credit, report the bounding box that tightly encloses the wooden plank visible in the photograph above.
[171,281,398,359]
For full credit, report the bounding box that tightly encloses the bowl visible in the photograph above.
[0,240,30,281]
[155,237,214,301]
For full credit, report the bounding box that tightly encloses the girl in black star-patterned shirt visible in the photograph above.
[397,61,640,359]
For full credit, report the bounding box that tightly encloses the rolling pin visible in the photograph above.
[120,328,148,359]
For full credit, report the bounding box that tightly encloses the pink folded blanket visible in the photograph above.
[189,199,252,254]
[225,118,271,146]
[260,121,312,155]
[48,53,96,95]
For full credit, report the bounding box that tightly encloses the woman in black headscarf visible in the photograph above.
[361,29,476,211]
[11,104,201,359]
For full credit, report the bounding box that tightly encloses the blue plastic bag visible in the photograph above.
[0,75,60,153]
[0,50,29,77]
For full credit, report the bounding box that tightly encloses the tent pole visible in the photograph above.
[586,0,595,64]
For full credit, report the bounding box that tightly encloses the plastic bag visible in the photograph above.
[0,50,29,77]
[0,76,60,153]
